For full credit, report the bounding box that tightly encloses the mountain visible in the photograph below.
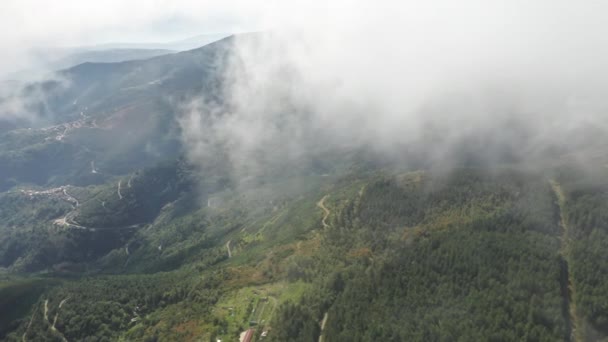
[5,33,230,81]
[0,35,235,191]
[85,33,230,51]
[6,48,177,82]
[45,49,176,71]
[1,33,608,342]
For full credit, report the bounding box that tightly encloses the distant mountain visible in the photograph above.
[4,33,230,81]
[46,48,175,70]
[85,33,230,51]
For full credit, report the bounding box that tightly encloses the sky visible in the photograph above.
[0,0,262,77]
[3,1,608,77]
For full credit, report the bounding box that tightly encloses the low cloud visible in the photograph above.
[0,75,71,129]
[180,1,608,182]
[2,1,608,177]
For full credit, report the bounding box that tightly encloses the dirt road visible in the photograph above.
[43,300,49,324]
[22,305,38,342]
[117,180,123,200]
[318,312,329,342]
[316,195,330,229]
[51,297,70,329]
[226,240,232,258]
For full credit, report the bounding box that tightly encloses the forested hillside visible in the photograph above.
[556,169,608,341]
[3,165,607,341]
[268,170,570,341]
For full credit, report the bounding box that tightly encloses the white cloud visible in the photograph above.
[178,1,608,179]
[2,1,608,172]
[0,0,266,77]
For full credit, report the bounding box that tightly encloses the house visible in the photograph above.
[241,329,255,342]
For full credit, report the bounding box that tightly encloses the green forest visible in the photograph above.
[2,166,608,341]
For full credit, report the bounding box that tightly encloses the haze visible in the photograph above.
[3,1,608,176]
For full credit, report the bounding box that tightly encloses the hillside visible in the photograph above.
[1,32,608,342]
[0,35,234,191]
[2,165,608,341]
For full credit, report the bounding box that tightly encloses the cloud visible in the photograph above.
[179,1,608,181]
[0,75,71,128]
[2,1,608,175]
[0,0,266,79]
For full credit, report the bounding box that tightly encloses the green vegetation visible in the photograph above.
[269,169,568,341]
[4,32,608,341]
[74,159,197,228]
[3,164,608,341]
[557,170,608,341]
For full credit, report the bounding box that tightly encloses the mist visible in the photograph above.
[0,75,73,132]
[2,1,608,179]
[179,1,608,182]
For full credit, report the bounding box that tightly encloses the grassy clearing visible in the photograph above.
[211,281,311,341]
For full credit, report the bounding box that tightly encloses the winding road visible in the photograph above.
[55,208,143,232]
[318,312,329,342]
[316,195,331,229]
[63,188,79,208]
[117,180,123,200]
[52,297,70,331]
[22,305,38,342]
[21,182,142,233]
[41,297,70,342]
[43,300,49,324]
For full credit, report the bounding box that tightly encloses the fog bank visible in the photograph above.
[180,2,608,179]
